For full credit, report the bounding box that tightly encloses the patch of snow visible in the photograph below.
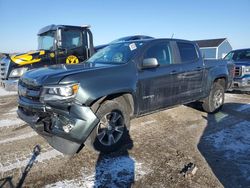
[140,120,156,126]
[0,118,25,128]
[211,103,250,125]
[0,132,37,144]
[205,121,250,179]
[36,149,63,163]
[46,156,150,188]
[214,111,229,123]
[237,163,250,181]
[225,93,250,100]
[46,180,83,188]
[4,107,18,115]
[235,103,250,112]
[0,87,17,97]
[205,121,250,158]
[187,124,198,129]
[0,149,63,173]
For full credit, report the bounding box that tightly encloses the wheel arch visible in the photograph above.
[213,76,227,89]
[90,92,135,117]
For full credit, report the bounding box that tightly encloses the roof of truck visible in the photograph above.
[229,48,250,52]
[37,24,90,35]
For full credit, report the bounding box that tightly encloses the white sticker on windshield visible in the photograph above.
[129,43,137,51]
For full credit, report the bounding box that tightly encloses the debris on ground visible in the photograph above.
[180,162,198,178]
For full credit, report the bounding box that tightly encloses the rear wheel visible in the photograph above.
[202,81,225,113]
[90,99,129,153]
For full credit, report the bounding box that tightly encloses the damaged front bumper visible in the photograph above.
[17,97,99,155]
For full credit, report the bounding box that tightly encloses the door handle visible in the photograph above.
[170,70,177,74]
[196,67,203,71]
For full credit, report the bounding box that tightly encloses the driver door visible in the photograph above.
[137,41,182,114]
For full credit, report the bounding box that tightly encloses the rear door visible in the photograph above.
[137,40,182,114]
[176,42,204,102]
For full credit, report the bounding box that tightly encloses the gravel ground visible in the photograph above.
[0,92,250,188]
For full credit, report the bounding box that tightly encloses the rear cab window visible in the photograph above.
[177,42,199,63]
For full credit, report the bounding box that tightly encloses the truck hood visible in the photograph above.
[20,63,117,86]
[10,50,47,65]
[233,60,250,66]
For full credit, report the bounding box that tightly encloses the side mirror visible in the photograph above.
[57,41,63,49]
[142,58,159,69]
[56,29,63,49]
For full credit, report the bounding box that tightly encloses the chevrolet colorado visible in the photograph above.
[17,38,234,154]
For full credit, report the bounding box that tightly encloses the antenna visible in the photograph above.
[171,33,174,39]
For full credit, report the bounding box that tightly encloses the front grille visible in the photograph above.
[234,66,242,77]
[19,79,41,90]
[18,79,41,101]
[0,57,10,80]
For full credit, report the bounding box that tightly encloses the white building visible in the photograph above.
[194,38,232,59]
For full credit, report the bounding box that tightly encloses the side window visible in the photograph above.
[62,30,82,49]
[144,42,172,66]
[177,42,198,63]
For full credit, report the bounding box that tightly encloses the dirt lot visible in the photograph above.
[0,91,250,188]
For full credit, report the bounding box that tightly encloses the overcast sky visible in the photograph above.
[0,0,249,53]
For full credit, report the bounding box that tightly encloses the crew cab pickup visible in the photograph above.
[224,48,250,92]
[17,38,234,155]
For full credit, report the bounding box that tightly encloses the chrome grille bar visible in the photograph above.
[234,66,242,77]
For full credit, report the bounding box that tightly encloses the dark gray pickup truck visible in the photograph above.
[17,38,234,155]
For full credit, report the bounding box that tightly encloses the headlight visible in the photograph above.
[244,66,250,73]
[9,67,28,78]
[40,83,79,102]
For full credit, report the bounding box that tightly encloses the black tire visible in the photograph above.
[90,99,130,153]
[202,82,225,113]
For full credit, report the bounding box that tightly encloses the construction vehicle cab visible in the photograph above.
[0,24,94,91]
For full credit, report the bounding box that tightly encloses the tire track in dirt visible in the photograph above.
[0,149,63,174]
[0,132,37,144]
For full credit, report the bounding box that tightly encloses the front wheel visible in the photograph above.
[202,82,225,113]
[90,99,129,153]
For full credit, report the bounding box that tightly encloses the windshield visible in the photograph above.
[38,31,55,50]
[224,49,250,61]
[86,41,145,64]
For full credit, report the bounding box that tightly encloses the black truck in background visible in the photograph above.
[17,38,234,155]
[0,24,95,91]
